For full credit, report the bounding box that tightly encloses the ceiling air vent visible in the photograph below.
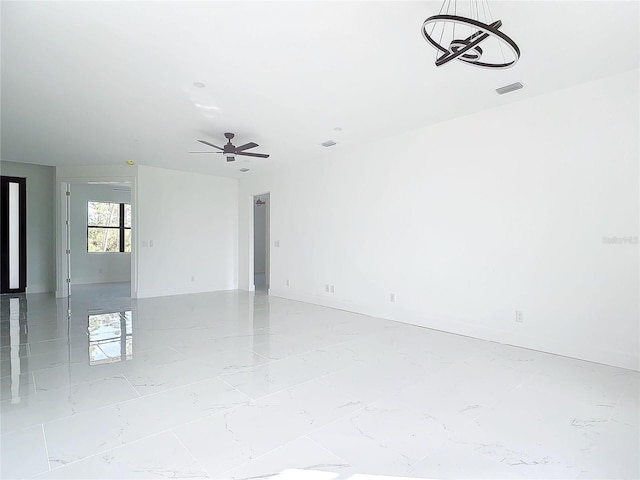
[321,140,337,147]
[496,82,524,95]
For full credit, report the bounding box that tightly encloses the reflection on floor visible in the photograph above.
[254,272,267,291]
[1,283,638,479]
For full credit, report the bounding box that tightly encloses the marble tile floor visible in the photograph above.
[0,283,638,479]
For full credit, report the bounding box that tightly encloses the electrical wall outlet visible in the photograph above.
[286,279,290,286]
[325,284,330,292]
[390,293,396,303]
[330,285,335,293]
[515,310,524,323]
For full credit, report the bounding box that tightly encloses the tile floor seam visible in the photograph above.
[215,375,255,402]
[21,376,244,437]
[607,389,628,422]
[227,362,359,403]
[169,429,213,478]
[43,426,181,473]
[218,341,370,400]
[303,434,352,466]
[239,336,360,366]
[248,349,272,361]
[15,357,93,380]
[216,434,321,478]
[41,423,52,472]
[75,404,252,464]
[32,371,38,395]
[166,345,188,358]
[300,390,392,439]
[121,374,143,398]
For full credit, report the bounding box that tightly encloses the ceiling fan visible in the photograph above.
[191,132,269,162]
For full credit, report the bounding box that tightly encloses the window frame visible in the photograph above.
[87,201,131,253]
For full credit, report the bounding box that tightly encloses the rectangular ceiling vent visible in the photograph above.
[496,82,524,95]
[321,140,337,147]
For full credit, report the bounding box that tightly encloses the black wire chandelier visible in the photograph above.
[422,0,520,69]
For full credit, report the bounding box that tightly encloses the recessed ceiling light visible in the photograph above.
[239,168,250,172]
[321,140,337,147]
[333,127,342,132]
[193,82,206,88]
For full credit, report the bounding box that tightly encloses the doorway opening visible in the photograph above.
[57,180,135,299]
[253,193,270,292]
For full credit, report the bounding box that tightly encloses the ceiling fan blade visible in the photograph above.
[197,140,224,150]
[189,151,222,154]
[235,142,258,152]
[237,151,270,158]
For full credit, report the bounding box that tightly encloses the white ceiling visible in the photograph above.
[1,1,638,178]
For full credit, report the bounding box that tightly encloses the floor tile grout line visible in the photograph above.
[303,434,351,467]
[41,423,52,472]
[607,389,628,422]
[250,350,272,361]
[40,399,251,474]
[244,336,359,364]
[2,375,242,437]
[220,335,360,375]
[215,376,254,402]
[167,345,187,358]
[170,429,213,478]
[44,426,182,472]
[121,374,143,398]
[216,434,317,477]
[222,359,366,405]
[13,344,214,391]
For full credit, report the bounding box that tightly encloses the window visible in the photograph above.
[87,202,131,252]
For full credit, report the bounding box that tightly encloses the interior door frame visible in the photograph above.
[56,176,137,298]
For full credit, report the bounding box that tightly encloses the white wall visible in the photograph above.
[0,161,55,293]
[70,184,131,285]
[239,69,639,370]
[136,165,238,298]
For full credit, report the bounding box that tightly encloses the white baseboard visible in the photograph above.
[72,276,130,285]
[268,288,639,372]
[134,286,236,299]
[26,284,52,294]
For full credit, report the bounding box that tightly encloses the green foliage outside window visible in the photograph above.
[87,201,131,253]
